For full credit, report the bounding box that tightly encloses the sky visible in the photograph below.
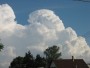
[0,0,90,68]
[0,0,90,35]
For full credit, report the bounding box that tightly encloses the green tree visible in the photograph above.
[23,51,34,68]
[9,51,34,68]
[0,42,4,51]
[35,54,46,67]
[44,45,61,67]
[44,45,61,60]
[9,56,23,68]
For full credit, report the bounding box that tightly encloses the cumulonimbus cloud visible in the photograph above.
[0,4,90,68]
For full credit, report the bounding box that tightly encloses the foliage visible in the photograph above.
[35,54,46,67]
[9,56,23,68]
[23,51,34,68]
[44,45,61,68]
[9,51,46,68]
[0,42,4,51]
[44,45,61,60]
[9,45,61,68]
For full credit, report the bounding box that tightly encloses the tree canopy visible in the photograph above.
[35,54,46,67]
[0,42,4,51]
[9,56,23,68]
[9,45,61,68]
[44,45,61,60]
[44,45,61,68]
[23,51,34,68]
[9,51,46,68]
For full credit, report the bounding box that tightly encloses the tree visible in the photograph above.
[0,42,4,51]
[44,45,61,60]
[23,50,34,68]
[44,45,61,67]
[35,54,46,67]
[9,51,34,68]
[9,56,23,68]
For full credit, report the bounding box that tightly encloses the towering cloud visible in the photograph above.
[0,4,90,68]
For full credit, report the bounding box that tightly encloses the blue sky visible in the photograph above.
[0,0,90,36]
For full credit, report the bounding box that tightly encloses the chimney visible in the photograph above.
[72,56,74,62]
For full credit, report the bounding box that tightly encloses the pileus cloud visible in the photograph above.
[0,4,90,68]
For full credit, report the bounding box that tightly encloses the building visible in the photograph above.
[50,56,89,68]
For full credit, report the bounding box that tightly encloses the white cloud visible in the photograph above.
[1,46,16,57]
[0,61,10,68]
[28,9,65,31]
[0,4,90,68]
[0,4,25,37]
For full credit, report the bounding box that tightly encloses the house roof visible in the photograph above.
[51,59,89,68]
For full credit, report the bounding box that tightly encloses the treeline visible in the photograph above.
[9,45,61,68]
[9,51,46,68]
